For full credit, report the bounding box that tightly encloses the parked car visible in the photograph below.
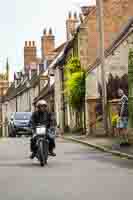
[8,113,15,137]
[8,112,32,137]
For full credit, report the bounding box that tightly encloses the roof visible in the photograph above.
[81,6,96,17]
[50,38,75,70]
[49,24,84,70]
[53,42,66,53]
[3,71,41,102]
[3,41,65,102]
[33,82,54,104]
[87,16,133,73]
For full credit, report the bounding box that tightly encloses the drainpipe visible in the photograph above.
[29,89,31,112]
[16,96,18,112]
[26,81,31,112]
[96,0,108,133]
[60,67,65,134]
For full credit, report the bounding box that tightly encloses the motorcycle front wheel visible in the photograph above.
[38,140,48,167]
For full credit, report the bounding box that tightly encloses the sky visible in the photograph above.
[0,0,95,79]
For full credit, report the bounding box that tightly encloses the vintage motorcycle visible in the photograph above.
[31,126,56,167]
[33,126,49,166]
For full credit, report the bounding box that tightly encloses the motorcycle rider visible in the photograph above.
[29,99,56,159]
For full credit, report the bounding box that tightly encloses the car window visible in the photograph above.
[14,113,32,120]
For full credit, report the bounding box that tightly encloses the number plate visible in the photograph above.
[36,127,46,135]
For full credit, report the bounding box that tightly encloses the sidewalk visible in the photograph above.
[63,134,133,160]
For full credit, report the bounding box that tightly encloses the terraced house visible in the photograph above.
[0,60,10,135]
[51,0,133,134]
[86,17,133,135]
[1,28,65,136]
[1,0,133,137]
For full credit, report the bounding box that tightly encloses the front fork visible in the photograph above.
[36,136,49,152]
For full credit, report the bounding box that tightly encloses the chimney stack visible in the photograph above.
[24,40,37,72]
[41,28,55,61]
[66,12,79,40]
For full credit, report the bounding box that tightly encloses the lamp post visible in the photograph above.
[96,0,108,133]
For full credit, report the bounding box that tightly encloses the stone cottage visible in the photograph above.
[86,17,133,135]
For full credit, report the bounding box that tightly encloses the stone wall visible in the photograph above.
[54,67,64,128]
[80,0,133,70]
[86,30,133,134]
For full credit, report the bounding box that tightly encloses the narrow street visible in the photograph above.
[0,138,133,200]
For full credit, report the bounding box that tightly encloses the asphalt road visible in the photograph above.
[0,137,133,200]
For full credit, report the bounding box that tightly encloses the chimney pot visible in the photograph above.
[49,28,52,35]
[81,6,95,16]
[29,41,31,46]
[25,41,28,46]
[43,28,47,35]
[74,12,77,19]
[81,6,89,16]
[32,41,35,46]
[66,11,79,40]
[68,11,72,19]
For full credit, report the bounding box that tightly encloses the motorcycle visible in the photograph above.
[34,125,49,167]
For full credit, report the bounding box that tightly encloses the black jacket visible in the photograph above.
[30,111,51,128]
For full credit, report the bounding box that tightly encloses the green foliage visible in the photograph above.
[65,57,81,74]
[128,49,133,127]
[128,49,133,69]
[64,57,86,110]
[65,71,86,109]
[128,49,133,84]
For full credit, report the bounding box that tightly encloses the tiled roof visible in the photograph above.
[53,42,66,53]
[50,38,75,69]
[3,72,40,101]
[3,42,65,102]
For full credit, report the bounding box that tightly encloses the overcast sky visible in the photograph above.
[0,0,95,78]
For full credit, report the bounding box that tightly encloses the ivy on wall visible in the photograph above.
[64,57,86,110]
[64,57,86,129]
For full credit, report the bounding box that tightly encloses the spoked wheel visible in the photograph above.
[39,141,45,167]
[38,140,48,167]
[43,140,49,165]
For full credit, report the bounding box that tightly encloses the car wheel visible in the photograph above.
[8,127,14,137]
[8,126,11,137]
[11,130,17,137]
